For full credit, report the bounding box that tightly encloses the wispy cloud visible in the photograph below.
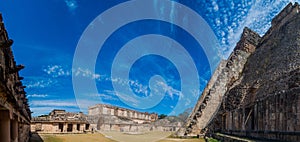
[43,65,71,77]
[114,91,140,106]
[155,80,183,99]
[73,67,101,80]
[102,90,140,105]
[27,94,48,98]
[25,77,57,89]
[64,0,78,11]
[43,66,103,80]
[86,93,118,101]
[30,100,78,107]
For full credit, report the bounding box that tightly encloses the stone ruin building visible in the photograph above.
[31,109,90,133]
[88,104,158,131]
[88,104,181,132]
[177,2,300,142]
[0,14,31,142]
[30,104,182,134]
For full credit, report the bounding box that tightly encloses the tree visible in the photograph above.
[158,114,167,119]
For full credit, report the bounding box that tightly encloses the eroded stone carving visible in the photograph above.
[0,13,31,142]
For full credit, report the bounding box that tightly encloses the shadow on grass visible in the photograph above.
[30,133,64,142]
[29,133,44,142]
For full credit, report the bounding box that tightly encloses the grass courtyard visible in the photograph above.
[30,132,208,142]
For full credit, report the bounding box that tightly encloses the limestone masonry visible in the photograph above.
[30,104,181,134]
[177,2,300,142]
[31,109,90,133]
[0,14,31,142]
[88,104,158,124]
[87,104,181,132]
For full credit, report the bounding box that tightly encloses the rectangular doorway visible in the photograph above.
[77,124,80,131]
[59,123,64,132]
[85,124,90,130]
[67,124,73,132]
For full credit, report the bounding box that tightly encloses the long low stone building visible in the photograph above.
[31,105,182,133]
[0,14,31,142]
[31,109,90,133]
[88,104,158,124]
[88,104,158,131]
[88,104,181,132]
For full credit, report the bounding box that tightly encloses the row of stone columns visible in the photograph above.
[0,110,20,142]
[0,110,30,142]
[0,110,10,142]
[59,123,88,133]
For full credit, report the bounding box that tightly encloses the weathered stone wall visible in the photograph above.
[211,2,300,141]
[98,123,179,132]
[0,13,31,142]
[31,122,90,133]
[178,2,299,141]
[176,27,261,137]
[88,104,158,124]
[31,110,90,134]
[88,104,180,132]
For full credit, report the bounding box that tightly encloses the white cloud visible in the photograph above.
[103,90,140,105]
[27,94,48,98]
[43,65,70,77]
[212,1,219,12]
[73,67,102,80]
[43,66,103,79]
[64,0,78,11]
[86,93,118,101]
[30,100,78,107]
[155,80,183,99]
[115,91,140,107]
[26,78,56,88]
[109,76,184,99]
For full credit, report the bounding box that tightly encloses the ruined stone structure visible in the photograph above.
[31,109,90,133]
[177,2,300,141]
[177,26,260,137]
[89,104,158,123]
[88,104,160,132]
[88,104,182,132]
[0,14,31,142]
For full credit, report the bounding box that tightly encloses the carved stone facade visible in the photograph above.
[87,104,160,132]
[0,14,31,142]
[88,104,182,132]
[177,2,300,142]
[88,104,158,123]
[31,109,90,133]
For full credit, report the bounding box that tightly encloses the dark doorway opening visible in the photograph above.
[85,124,90,130]
[77,124,80,131]
[67,124,73,132]
[59,123,64,132]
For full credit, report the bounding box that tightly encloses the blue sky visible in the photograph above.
[0,0,297,116]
